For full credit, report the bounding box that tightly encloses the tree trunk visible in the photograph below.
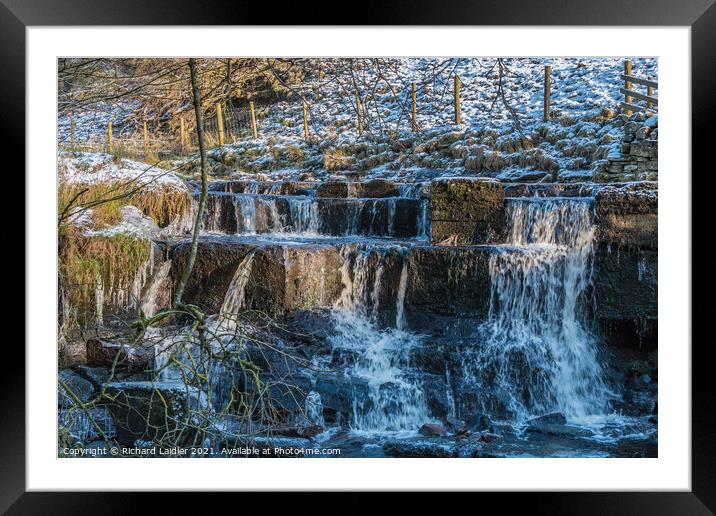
[173,58,208,308]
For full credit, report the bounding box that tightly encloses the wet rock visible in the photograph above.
[525,414,592,438]
[316,179,400,198]
[419,423,448,437]
[383,437,456,458]
[467,413,494,433]
[249,436,313,457]
[85,339,155,372]
[529,412,567,425]
[615,436,658,458]
[58,369,95,408]
[593,245,657,323]
[203,193,239,233]
[623,389,657,416]
[594,182,657,249]
[363,179,400,198]
[430,177,505,245]
[104,381,211,446]
[59,406,116,442]
[404,246,492,327]
[274,423,324,438]
[476,432,502,443]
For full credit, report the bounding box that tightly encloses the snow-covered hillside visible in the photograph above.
[59,58,658,183]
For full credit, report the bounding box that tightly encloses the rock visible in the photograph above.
[593,245,657,323]
[59,406,116,442]
[525,422,592,438]
[644,115,658,128]
[529,412,567,425]
[383,437,456,458]
[104,381,211,446]
[615,436,658,457]
[467,413,494,433]
[315,180,400,199]
[58,369,95,408]
[477,432,502,443]
[429,177,505,245]
[274,423,324,439]
[72,365,110,390]
[594,182,658,249]
[419,423,448,437]
[85,339,155,372]
[170,239,344,317]
[635,127,651,140]
[404,246,492,328]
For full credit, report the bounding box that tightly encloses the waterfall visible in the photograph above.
[234,194,256,233]
[288,197,320,234]
[140,259,172,317]
[395,256,408,330]
[329,247,430,433]
[219,251,256,329]
[465,197,609,421]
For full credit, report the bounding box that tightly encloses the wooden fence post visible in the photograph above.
[647,75,655,112]
[249,101,258,139]
[411,82,417,132]
[216,103,225,145]
[107,121,113,153]
[180,117,186,154]
[624,60,633,115]
[355,90,362,134]
[454,75,461,125]
[543,65,552,121]
[303,100,310,144]
[143,120,149,158]
[70,117,76,149]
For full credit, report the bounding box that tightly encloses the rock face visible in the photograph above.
[594,182,657,249]
[316,179,400,198]
[592,182,657,334]
[430,177,505,245]
[404,246,492,328]
[104,381,210,446]
[169,239,344,316]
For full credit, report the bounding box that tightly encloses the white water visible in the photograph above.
[219,251,256,330]
[329,247,430,433]
[465,198,610,421]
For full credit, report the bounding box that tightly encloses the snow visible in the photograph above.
[59,152,189,191]
[59,58,658,183]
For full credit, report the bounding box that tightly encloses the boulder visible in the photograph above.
[85,339,154,373]
[383,437,456,458]
[104,381,211,446]
[59,406,116,442]
[419,423,448,437]
[58,369,95,409]
[430,177,505,245]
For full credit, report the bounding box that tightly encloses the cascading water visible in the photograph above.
[219,251,256,330]
[464,197,610,421]
[328,246,431,433]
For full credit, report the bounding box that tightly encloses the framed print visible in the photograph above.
[6,0,714,510]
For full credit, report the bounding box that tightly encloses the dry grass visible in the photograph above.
[58,226,151,313]
[59,181,193,229]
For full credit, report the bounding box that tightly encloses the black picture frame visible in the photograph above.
[6,0,712,511]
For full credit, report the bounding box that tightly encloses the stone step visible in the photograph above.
[201,192,425,238]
